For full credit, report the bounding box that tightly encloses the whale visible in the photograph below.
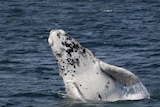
[48,29,150,102]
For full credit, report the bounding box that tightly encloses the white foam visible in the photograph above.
[121,82,150,100]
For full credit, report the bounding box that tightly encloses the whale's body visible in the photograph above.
[48,29,150,101]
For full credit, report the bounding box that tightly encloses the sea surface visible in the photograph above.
[0,0,160,107]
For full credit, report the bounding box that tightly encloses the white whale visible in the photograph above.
[48,29,150,102]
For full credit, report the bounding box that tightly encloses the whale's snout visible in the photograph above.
[48,37,54,46]
[48,29,67,46]
[50,29,66,36]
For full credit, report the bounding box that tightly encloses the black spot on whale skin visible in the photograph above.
[67,58,74,65]
[107,81,110,84]
[105,84,109,89]
[62,38,80,52]
[75,58,80,66]
[57,33,61,38]
[66,57,80,68]
[75,58,79,62]
[63,41,72,47]
[92,60,96,64]
[60,68,65,71]
[82,49,86,53]
[58,62,66,71]
[56,53,62,57]
[72,42,80,49]
[62,42,65,46]
[98,94,102,99]
[66,48,74,57]
[66,36,72,40]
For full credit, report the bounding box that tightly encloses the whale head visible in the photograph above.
[48,29,84,60]
[48,30,95,75]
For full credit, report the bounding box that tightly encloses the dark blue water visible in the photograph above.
[0,0,160,106]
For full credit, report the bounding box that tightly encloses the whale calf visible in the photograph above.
[48,29,150,102]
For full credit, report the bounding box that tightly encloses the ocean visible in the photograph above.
[0,0,160,106]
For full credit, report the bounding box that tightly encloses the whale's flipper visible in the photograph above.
[99,61,140,86]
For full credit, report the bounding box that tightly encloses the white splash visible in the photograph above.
[121,82,150,100]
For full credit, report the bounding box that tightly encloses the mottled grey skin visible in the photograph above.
[48,29,149,101]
